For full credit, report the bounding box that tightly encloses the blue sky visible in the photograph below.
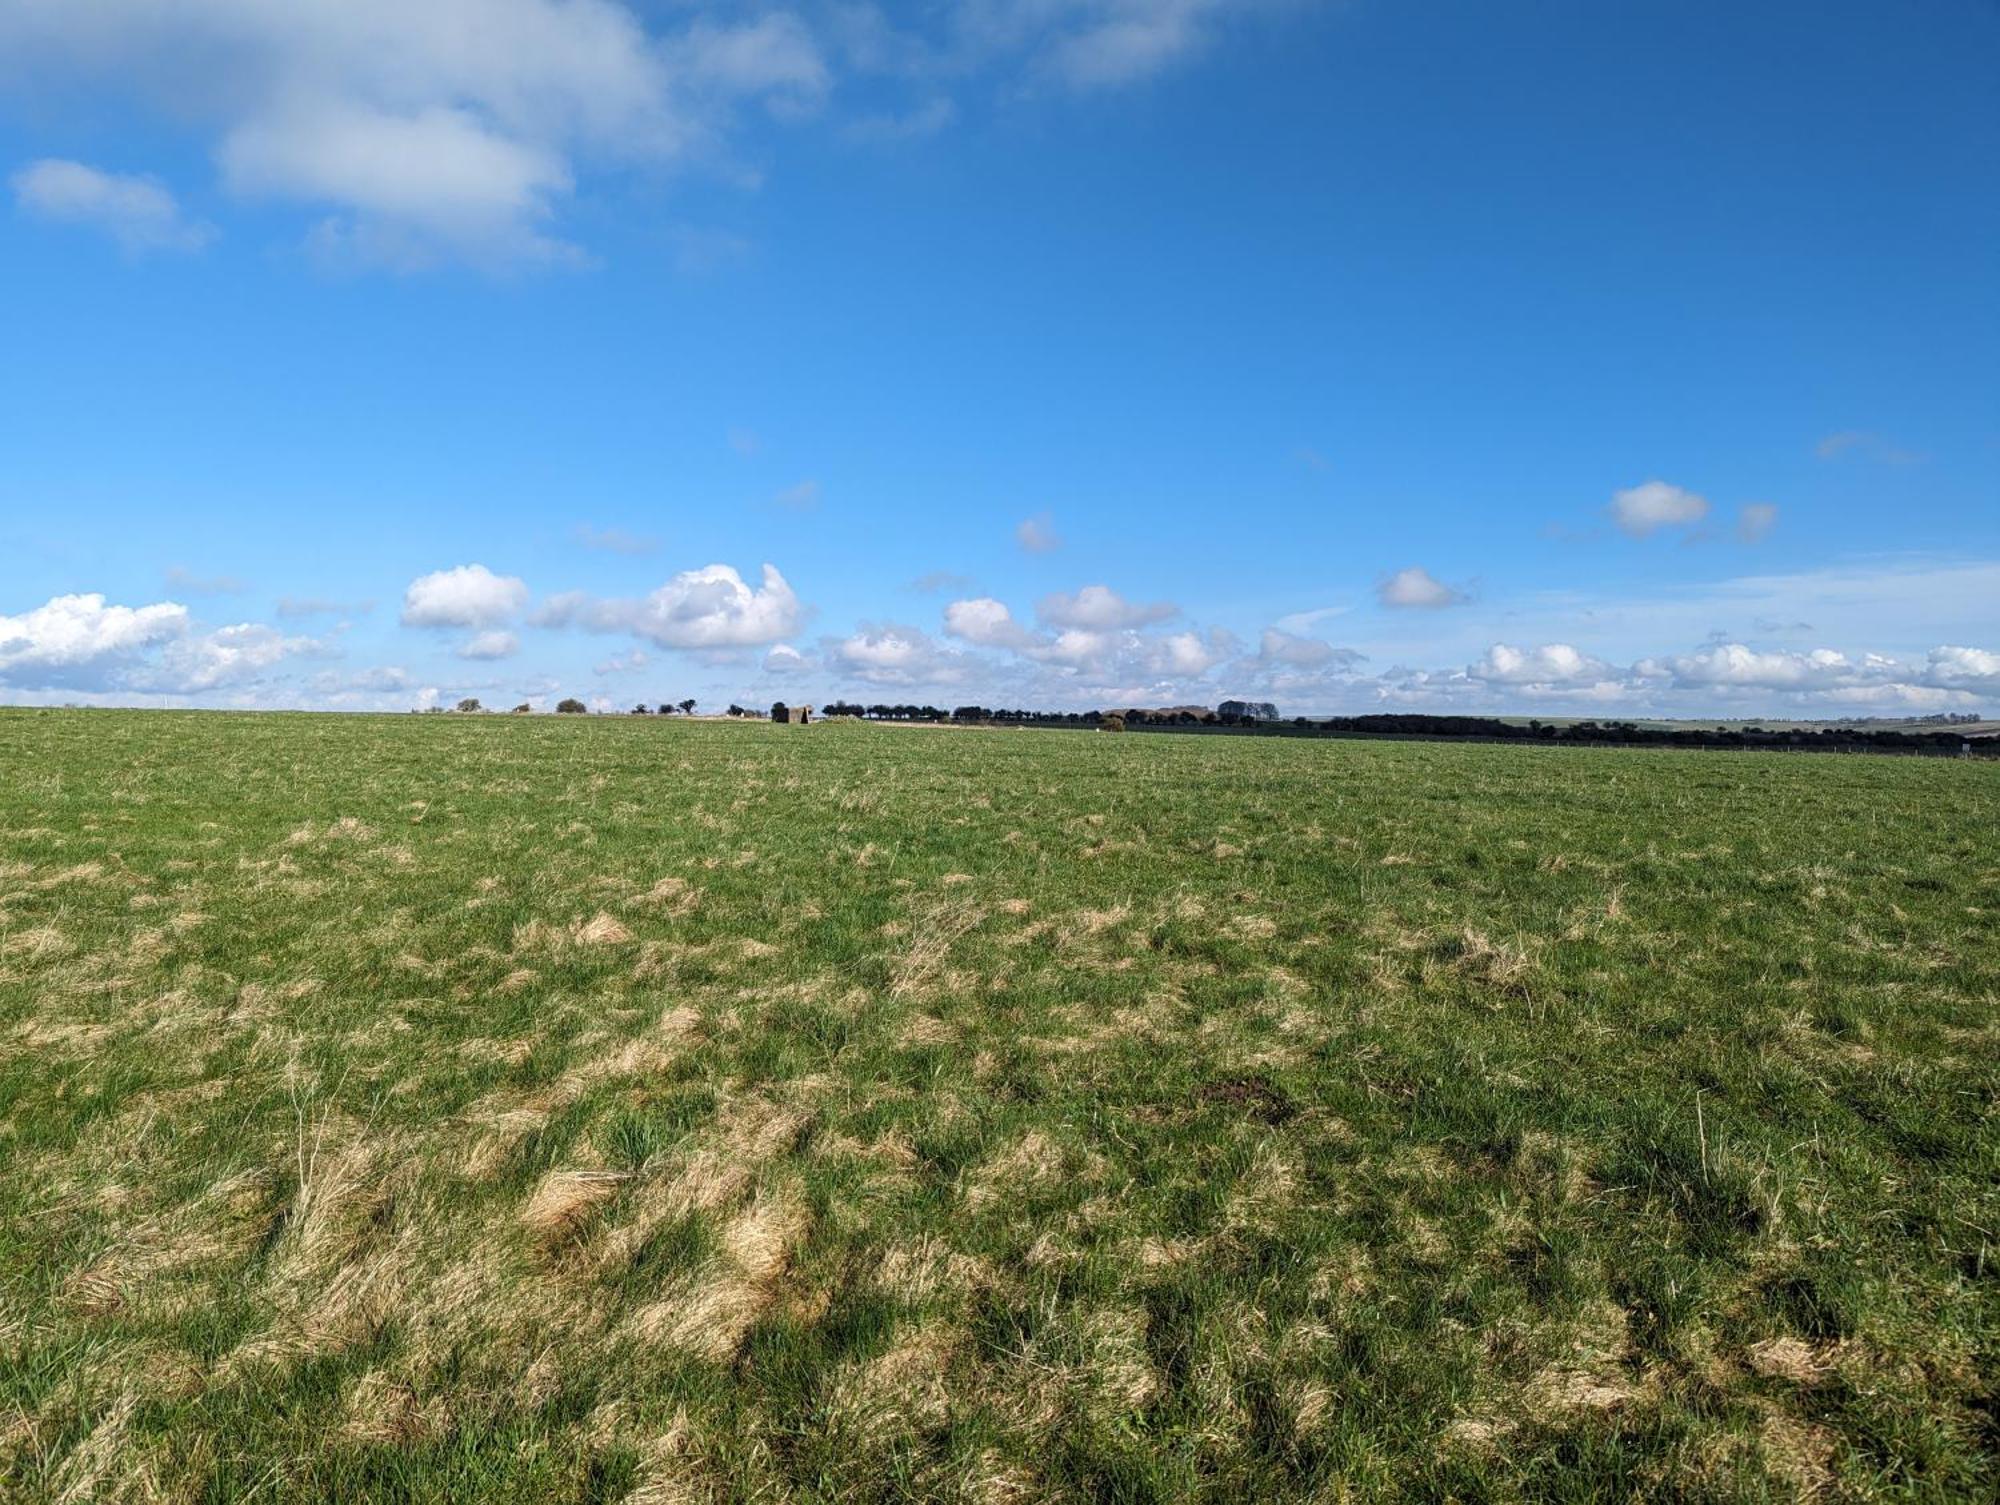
[2,0,1996,716]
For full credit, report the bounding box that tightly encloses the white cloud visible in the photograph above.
[1638,643,1874,692]
[1037,583,1175,631]
[0,593,328,696]
[401,564,530,629]
[948,1,1249,90]
[825,623,966,686]
[1609,480,1710,538]
[943,596,1041,649]
[1377,566,1465,609]
[457,629,520,661]
[676,13,829,104]
[546,563,802,650]
[763,643,812,675]
[774,479,821,510]
[1041,0,1222,87]
[1737,503,1779,544]
[1255,629,1341,668]
[1924,645,2000,688]
[1144,628,1233,676]
[223,101,583,271]
[942,591,1216,680]
[1273,604,1349,635]
[626,563,801,649]
[11,158,214,253]
[1,3,1300,268]
[1016,511,1061,553]
[0,593,188,683]
[1473,643,1610,685]
[0,0,822,270]
[142,623,319,691]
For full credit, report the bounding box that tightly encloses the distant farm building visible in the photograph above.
[771,703,813,724]
[1219,700,1280,722]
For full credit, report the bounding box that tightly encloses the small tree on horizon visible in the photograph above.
[556,698,586,714]
[679,698,696,715]
[456,698,482,713]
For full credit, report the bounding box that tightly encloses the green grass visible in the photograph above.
[1,708,1994,1502]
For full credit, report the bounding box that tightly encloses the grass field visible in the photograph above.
[1,709,1994,1502]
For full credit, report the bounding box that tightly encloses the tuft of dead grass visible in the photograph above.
[574,911,635,945]
[522,1170,632,1246]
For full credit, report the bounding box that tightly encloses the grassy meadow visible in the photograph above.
[0,708,1994,1502]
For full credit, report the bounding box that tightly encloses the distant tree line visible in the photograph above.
[814,702,1995,755]
[1283,714,1995,754]
[424,696,1989,755]
[1136,713,1995,756]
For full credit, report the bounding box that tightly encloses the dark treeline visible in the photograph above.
[816,702,1994,756]
[1241,714,1996,756]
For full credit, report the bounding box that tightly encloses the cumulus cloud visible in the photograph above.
[1924,645,2000,689]
[943,596,1041,650]
[457,629,520,661]
[1037,583,1175,631]
[825,623,966,686]
[1609,480,1710,538]
[1016,511,1061,553]
[0,593,189,684]
[1377,566,1464,609]
[141,623,321,691]
[11,158,215,253]
[763,643,812,675]
[540,564,802,651]
[623,563,802,649]
[1639,643,1880,691]
[1254,629,1348,669]
[1473,643,1611,685]
[1736,503,1779,544]
[1143,628,1234,676]
[401,564,530,629]
[0,592,324,695]
[938,589,1222,684]
[1353,634,2000,715]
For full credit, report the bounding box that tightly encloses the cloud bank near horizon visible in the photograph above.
[5,556,1997,720]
